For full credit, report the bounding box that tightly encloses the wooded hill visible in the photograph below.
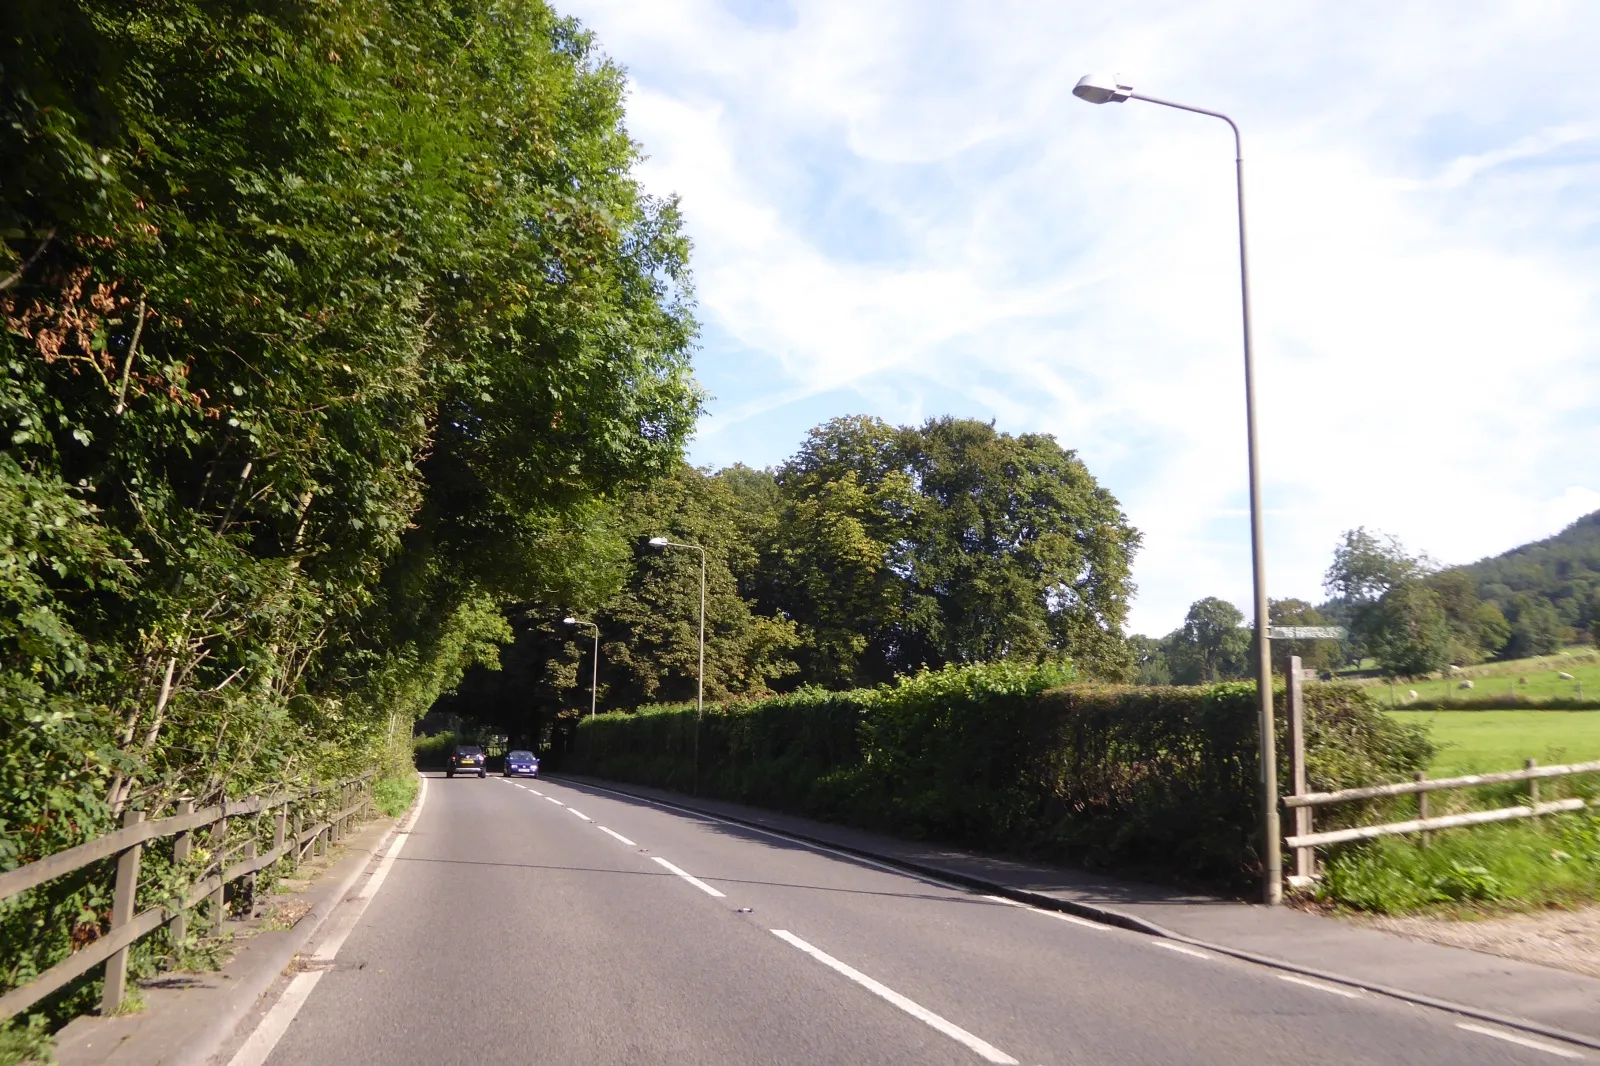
[1455,509,1600,641]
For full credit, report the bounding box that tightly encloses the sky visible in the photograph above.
[560,0,1600,635]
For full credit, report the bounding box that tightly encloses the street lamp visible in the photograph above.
[648,536,706,791]
[563,617,600,719]
[1073,72,1281,905]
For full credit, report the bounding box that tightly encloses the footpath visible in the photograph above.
[557,773,1600,1052]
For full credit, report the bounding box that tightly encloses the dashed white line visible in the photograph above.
[1154,941,1212,960]
[1277,974,1363,1000]
[652,856,726,898]
[544,796,564,806]
[529,789,544,796]
[567,807,593,822]
[1457,1023,1584,1059]
[770,930,1018,1065]
[598,826,637,847]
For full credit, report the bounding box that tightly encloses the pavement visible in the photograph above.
[190,771,1600,1065]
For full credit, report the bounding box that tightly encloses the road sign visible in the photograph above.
[1268,626,1347,640]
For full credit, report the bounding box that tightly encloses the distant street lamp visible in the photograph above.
[1072,72,1281,905]
[563,617,600,719]
[648,536,706,790]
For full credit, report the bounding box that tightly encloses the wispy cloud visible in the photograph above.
[564,0,1600,633]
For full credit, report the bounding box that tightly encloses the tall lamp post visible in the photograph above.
[563,617,600,719]
[647,536,706,791]
[1072,73,1280,904]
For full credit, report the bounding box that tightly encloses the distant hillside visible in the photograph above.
[1455,510,1600,635]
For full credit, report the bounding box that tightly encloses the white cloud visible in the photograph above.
[563,0,1600,634]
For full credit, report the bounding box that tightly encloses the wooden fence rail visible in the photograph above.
[1281,755,1600,887]
[0,773,373,1022]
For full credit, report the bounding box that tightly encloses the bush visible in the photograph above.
[412,733,458,769]
[565,665,1430,890]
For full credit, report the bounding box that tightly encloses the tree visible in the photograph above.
[1324,527,1427,602]
[1503,595,1567,659]
[760,416,1140,684]
[1128,634,1171,685]
[1168,597,1250,684]
[1367,583,1454,678]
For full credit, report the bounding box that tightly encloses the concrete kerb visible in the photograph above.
[553,774,1600,1056]
[164,777,421,1066]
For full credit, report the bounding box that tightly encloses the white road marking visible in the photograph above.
[652,856,726,898]
[1457,1023,1585,1059]
[544,796,564,806]
[567,807,592,822]
[225,971,324,1066]
[1154,941,1212,959]
[557,778,963,891]
[1277,974,1363,1000]
[530,789,544,796]
[982,895,1104,929]
[225,774,428,1066]
[770,929,1018,1065]
[599,826,637,847]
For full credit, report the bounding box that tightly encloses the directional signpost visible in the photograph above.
[1268,626,1347,641]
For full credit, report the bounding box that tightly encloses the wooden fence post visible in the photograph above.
[273,805,287,859]
[1288,656,1313,881]
[1415,772,1429,849]
[169,800,194,947]
[1527,758,1539,821]
[101,810,145,1014]
[208,814,228,931]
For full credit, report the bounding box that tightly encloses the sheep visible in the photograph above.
[1407,689,1419,701]
[1459,680,1475,690]
[1559,672,1576,680]
[1447,665,1462,673]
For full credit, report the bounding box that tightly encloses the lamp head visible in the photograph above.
[562,616,578,625]
[647,536,670,547]
[1073,73,1132,104]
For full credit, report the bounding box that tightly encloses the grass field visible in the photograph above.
[1361,647,1600,705]
[1387,709,1600,775]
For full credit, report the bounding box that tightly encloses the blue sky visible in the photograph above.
[562,0,1600,635]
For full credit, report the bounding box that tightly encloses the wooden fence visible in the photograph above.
[0,773,374,1021]
[1282,758,1600,887]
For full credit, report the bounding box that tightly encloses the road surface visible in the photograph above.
[245,772,1583,1065]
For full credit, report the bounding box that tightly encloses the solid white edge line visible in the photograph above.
[598,826,637,847]
[1154,941,1212,959]
[226,773,428,1066]
[652,856,726,898]
[1277,973,1363,1000]
[982,894,1103,929]
[770,929,1018,1065]
[567,807,592,822]
[225,970,325,1066]
[1457,1022,1585,1059]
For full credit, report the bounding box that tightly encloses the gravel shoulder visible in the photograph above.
[1353,905,1600,980]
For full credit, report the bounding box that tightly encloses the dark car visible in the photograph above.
[447,744,486,778]
[504,750,540,778]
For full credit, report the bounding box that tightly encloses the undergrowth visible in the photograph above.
[1317,811,1600,915]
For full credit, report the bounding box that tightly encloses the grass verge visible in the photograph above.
[372,773,419,818]
[0,1018,51,1066]
[1315,811,1600,915]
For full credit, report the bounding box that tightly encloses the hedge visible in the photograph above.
[562,663,1433,890]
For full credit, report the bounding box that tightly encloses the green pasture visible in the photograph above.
[1388,709,1600,775]
[1366,649,1600,706]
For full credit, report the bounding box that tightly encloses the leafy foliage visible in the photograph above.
[2,0,697,1026]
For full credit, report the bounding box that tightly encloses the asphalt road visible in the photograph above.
[253,772,1584,1066]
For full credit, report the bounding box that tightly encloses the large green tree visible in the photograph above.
[1,0,699,831]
